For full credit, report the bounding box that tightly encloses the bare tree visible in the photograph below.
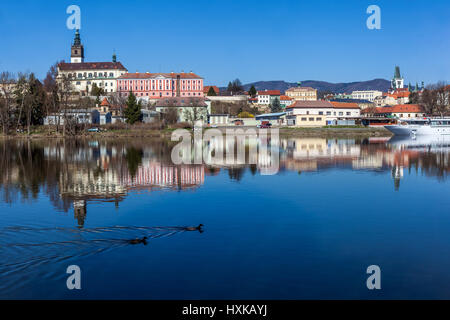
[14,72,31,133]
[43,62,61,133]
[420,88,438,115]
[183,98,207,127]
[109,92,127,121]
[420,82,449,116]
[435,81,449,117]
[57,74,74,137]
[0,72,16,135]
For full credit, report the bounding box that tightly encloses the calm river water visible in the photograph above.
[0,135,449,299]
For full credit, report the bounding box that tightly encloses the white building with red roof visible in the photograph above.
[257,90,281,105]
[57,30,128,96]
[285,100,360,126]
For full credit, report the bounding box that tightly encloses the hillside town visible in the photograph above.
[0,30,449,135]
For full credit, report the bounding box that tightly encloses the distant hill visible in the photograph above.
[219,79,391,94]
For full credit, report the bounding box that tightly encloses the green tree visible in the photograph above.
[270,97,282,113]
[248,85,257,97]
[27,74,46,127]
[14,73,46,134]
[124,91,142,124]
[91,83,104,103]
[207,87,217,96]
[227,82,233,92]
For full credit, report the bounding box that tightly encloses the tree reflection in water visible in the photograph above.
[0,136,449,223]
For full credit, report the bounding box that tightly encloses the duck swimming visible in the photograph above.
[128,236,148,245]
[184,224,204,232]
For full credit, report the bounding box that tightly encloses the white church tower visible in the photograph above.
[391,66,404,90]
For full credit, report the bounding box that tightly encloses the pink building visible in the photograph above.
[117,72,204,98]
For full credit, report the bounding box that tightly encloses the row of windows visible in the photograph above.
[119,79,201,85]
[68,72,115,79]
[300,117,323,121]
[120,92,202,97]
[75,81,114,87]
[120,86,201,91]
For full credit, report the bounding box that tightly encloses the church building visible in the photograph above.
[57,30,128,95]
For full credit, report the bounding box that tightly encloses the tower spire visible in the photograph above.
[73,29,81,46]
[71,29,84,63]
[394,66,401,79]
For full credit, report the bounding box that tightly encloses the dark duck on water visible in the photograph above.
[128,236,148,245]
[184,224,204,232]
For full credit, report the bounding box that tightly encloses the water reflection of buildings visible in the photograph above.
[42,142,206,227]
[282,138,361,172]
[122,163,205,191]
[60,162,205,227]
[1,137,449,227]
[281,137,450,190]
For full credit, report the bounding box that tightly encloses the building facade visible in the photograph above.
[362,104,425,119]
[351,90,383,102]
[280,95,293,108]
[117,72,204,99]
[257,90,281,105]
[154,97,211,123]
[285,100,360,127]
[285,86,317,101]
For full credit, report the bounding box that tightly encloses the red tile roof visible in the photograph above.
[258,90,281,96]
[280,95,292,101]
[286,100,333,109]
[204,86,220,94]
[118,72,203,80]
[363,104,424,114]
[387,90,411,99]
[389,104,424,113]
[100,97,110,106]
[58,62,127,71]
[329,101,360,109]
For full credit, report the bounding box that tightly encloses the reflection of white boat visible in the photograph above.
[384,118,450,136]
[387,135,450,152]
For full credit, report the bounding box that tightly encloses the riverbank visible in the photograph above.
[0,126,392,139]
[278,126,392,137]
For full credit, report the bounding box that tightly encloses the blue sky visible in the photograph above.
[0,0,448,86]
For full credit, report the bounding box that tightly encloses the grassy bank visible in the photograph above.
[278,126,392,137]
[1,125,392,139]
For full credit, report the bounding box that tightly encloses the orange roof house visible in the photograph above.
[204,86,220,95]
[362,104,425,116]
[329,101,360,109]
[100,97,110,106]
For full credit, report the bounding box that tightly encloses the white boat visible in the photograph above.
[384,118,450,136]
[387,135,450,152]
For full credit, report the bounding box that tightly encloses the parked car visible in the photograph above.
[87,127,101,132]
[258,121,272,129]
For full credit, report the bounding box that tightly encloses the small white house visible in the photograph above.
[44,109,100,125]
